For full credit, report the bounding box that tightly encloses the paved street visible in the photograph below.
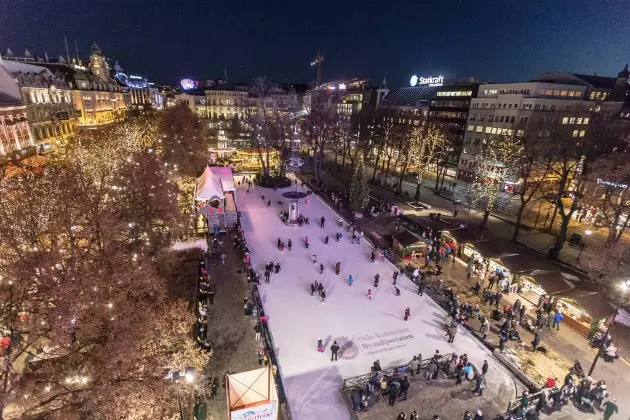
[311,161,630,418]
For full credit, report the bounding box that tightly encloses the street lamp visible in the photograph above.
[587,283,628,377]
[165,367,196,420]
[577,230,592,261]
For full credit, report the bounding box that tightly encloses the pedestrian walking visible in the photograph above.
[474,373,486,396]
[320,263,324,274]
[552,311,564,330]
[397,412,406,420]
[257,347,264,365]
[399,376,410,400]
[409,411,419,420]
[479,318,490,340]
[463,411,472,420]
[393,271,399,285]
[366,289,373,300]
[481,360,488,375]
[473,280,481,295]
[347,275,354,286]
[374,273,380,287]
[473,410,483,420]
[531,331,541,352]
[603,398,618,420]
[254,322,262,341]
[404,307,411,321]
[208,287,215,304]
[409,356,420,376]
[426,360,438,381]
[388,381,399,405]
[330,341,340,361]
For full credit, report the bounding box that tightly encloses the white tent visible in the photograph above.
[226,367,279,420]
[211,166,236,192]
[195,166,224,201]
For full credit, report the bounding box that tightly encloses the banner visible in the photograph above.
[230,402,278,420]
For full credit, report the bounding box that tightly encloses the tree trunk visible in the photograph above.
[372,155,380,182]
[334,147,339,164]
[398,161,408,190]
[512,201,526,242]
[341,144,347,168]
[481,210,490,229]
[414,173,423,200]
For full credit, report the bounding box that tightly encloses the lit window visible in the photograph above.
[583,117,590,124]
[517,129,525,136]
[561,91,567,96]
[572,130,579,137]
[562,117,569,124]
[579,130,586,137]
[491,127,497,134]
[590,92,596,100]
[576,117,582,124]
[485,126,492,133]
[546,90,552,95]
[539,89,545,94]
[553,90,560,95]
[569,117,576,124]
[476,125,483,133]
[467,125,474,131]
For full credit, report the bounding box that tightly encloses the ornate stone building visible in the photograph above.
[0,63,33,155]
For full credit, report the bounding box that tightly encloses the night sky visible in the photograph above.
[2,0,629,86]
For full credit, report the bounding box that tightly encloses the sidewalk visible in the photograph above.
[314,164,630,418]
[203,235,261,418]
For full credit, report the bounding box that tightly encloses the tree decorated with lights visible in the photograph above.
[348,155,369,214]
[0,115,207,419]
[407,123,447,200]
[160,104,206,177]
[303,89,341,182]
[472,132,525,228]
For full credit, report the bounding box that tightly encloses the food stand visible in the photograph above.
[392,230,429,260]
[555,289,615,337]
[441,228,477,261]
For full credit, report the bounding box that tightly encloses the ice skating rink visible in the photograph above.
[235,177,515,419]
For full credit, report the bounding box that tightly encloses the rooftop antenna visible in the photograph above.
[74,40,79,63]
[64,36,70,63]
[224,66,228,83]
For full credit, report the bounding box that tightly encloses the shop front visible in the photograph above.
[392,230,430,260]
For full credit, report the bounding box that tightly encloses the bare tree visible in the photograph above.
[302,90,340,183]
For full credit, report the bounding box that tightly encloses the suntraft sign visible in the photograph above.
[410,75,444,87]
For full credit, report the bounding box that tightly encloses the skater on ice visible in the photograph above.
[404,307,411,321]
[304,236,309,248]
[319,263,324,274]
[395,287,401,296]
[366,289,373,300]
[310,282,316,296]
[346,275,354,286]
[287,239,292,250]
[330,340,339,361]
[370,250,376,263]
[324,235,329,244]
[373,273,380,287]
[320,216,326,228]
[312,254,317,264]
[317,338,323,352]
[335,261,341,275]
[393,271,399,285]
[274,262,280,274]
[319,287,326,303]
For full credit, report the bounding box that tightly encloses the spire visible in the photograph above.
[380,78,388,89]
[58,55,66,63]
[45,52,49,62]
[89,42,103,56]
[4,48,14,57]
[618,63,629,79]
[24,49,32,57]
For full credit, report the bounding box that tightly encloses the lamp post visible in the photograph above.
[165,367,196,420]
[577,230,591,261]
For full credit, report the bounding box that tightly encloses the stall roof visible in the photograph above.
[527,270,577,295]
[394,230,424,247]
[195,166,224,201]
[499,253,550,274]
[469,240,520,259]
[560,289,616,319]
[443,227,477,243]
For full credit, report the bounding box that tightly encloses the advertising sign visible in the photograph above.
[230,402,278,420]
[410,74,445,87]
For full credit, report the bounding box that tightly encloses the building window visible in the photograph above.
[579,130,586,137]
[510,116,515,123]
[485,126,492,133]
[562,117,569,124]
[569,117,576,124]
[572,130,579,137]
[561,91,567,96]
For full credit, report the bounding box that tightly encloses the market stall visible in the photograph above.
[441,228,477,261]
[555,289,615,337]
[392,230,429,260]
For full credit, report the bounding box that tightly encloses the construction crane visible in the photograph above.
[310,52,324,88]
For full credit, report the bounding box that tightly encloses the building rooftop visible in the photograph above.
[0,59,53,77]
[380,86,439,107]
[537,72,617,90]
[0,91,22,107]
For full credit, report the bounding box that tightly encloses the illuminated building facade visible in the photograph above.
[1,53,76,152]
[0,63,33,155]
[114,62,163,109]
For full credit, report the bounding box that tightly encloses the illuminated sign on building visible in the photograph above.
[180,78,198,90]
[410,75,445,87]
[597,178,628,189]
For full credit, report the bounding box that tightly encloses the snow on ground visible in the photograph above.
[235,176,516,419]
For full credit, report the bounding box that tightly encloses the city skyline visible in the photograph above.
[1,0,629,86]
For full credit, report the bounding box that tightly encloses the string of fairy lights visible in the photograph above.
[0,111,204,417]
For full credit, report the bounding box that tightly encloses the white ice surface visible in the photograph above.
[235,176,515,420]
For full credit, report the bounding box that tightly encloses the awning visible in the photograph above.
[469,240,519,259]
[394,230,425,247]
[525,270,577,295]
[443,228,477,244]
[195,166,224,201]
